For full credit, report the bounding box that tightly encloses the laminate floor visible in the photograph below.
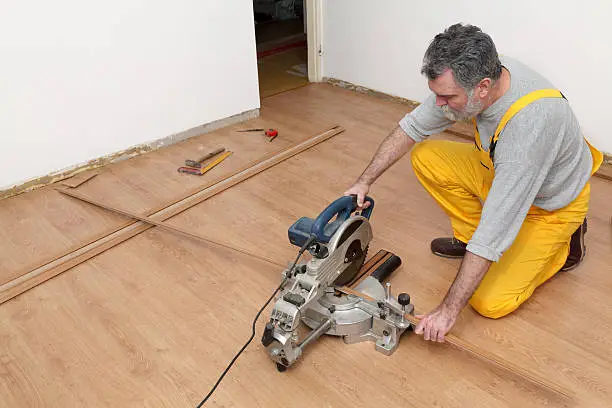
[1,84,611,407]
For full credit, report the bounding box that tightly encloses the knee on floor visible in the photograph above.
[469,292,518,319]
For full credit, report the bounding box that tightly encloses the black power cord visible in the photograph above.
[196,235,316,407]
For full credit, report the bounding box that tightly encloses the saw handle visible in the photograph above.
[311,195,374,243]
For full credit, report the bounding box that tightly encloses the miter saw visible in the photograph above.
[261,195,415,372]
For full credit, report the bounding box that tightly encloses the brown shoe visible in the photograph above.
[560,219,587,272]
[431,237,467,259]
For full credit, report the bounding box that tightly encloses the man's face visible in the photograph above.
[428,69,484,121]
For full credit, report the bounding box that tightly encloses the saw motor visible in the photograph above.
[261,195,414,371]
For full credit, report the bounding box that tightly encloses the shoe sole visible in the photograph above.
[431,250,466,259]
[560,247,586,272]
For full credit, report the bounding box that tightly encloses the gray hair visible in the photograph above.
[421,23,502,90]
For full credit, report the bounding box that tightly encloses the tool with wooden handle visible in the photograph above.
[185,147,225,168]
[178,151,233,176]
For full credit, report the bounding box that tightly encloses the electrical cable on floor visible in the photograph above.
[196,236,316,407]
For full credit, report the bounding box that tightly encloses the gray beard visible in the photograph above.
[441,96,483,122]
[440,105,462,121]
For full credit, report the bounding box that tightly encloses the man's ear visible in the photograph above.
[477,78,492,98]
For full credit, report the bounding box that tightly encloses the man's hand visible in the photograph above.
[343,182,371,209]
[414,304,459,342]
[414,252,492,342]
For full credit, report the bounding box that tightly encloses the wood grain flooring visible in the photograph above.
[1,83,611,407]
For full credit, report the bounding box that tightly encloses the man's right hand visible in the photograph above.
[343,181,371,210]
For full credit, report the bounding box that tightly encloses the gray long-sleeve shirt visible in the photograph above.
[399,56,593,262]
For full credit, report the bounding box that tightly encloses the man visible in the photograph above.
[344,23,603,343]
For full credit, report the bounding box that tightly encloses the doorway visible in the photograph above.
[254,0,309,98]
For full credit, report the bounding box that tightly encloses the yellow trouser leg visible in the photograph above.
[469,185,589,318]
[410,140,589,318]
[410,140,489,243]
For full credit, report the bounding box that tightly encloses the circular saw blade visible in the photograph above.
[333,242,368,286]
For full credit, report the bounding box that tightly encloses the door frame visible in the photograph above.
[305,0,323,82]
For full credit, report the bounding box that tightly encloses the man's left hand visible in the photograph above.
[414,304,459,342]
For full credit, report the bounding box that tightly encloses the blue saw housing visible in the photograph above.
[288,195,374,247]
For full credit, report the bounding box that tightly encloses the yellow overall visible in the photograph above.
[411,89,603,318]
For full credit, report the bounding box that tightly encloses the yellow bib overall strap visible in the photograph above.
[473,89,565,163]
[473,89,604,175]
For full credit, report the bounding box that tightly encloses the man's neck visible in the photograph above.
[482,67,511,111]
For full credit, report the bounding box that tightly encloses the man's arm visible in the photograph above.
[414,252,492,342]
[344,126,415,207]
[443,252,492,311]
[345,94,453,206]
[357,125,415,185]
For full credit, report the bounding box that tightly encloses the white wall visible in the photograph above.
[0,1,260,190]
[323,0,611,153]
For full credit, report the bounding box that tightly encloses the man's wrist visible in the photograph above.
[356,176,373,186]
[441,298,463,315]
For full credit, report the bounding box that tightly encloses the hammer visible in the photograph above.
[185,147,225,168]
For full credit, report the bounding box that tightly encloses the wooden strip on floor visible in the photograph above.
[0,114,336,284]
[337,286,572,401]
[0,125,343,304]
[56,187,282,268]
[60,170,101,188]
[0,186,132,285]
